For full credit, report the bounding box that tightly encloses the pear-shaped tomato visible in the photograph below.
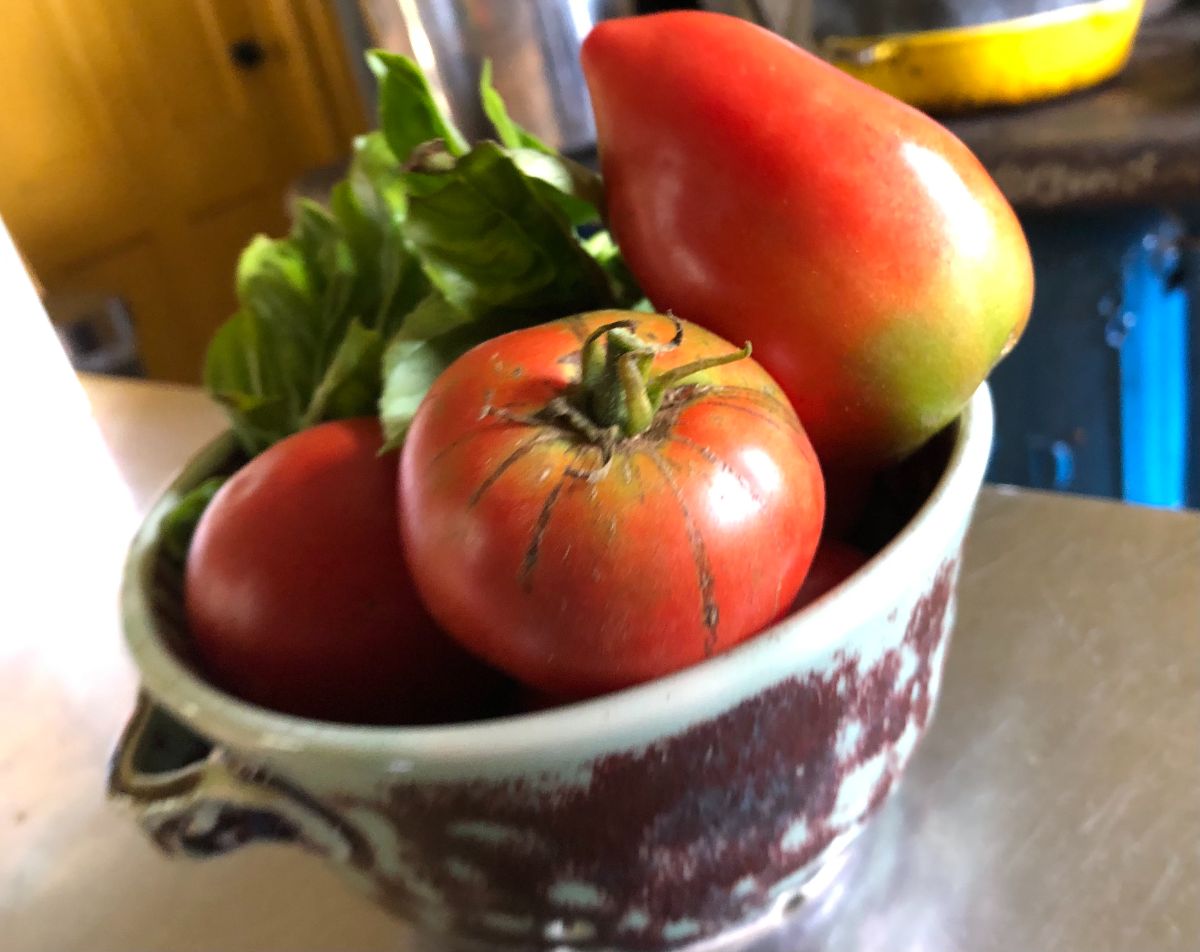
[582,12,1033,467]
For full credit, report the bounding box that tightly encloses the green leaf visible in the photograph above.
[377,237,429,338]
[159,477,226,568]
[203,50,644,459]
[290,201,362,366]
[508,148,604,227]
[478,63,604,226]
[479,60,552,153]
[332,134,430,337]
[303,320,385,427]
[378,302,462,449]
[236,235,317,315]
[583,228,644,307]
[403,142,613,318]
[391,290,473,341]
[378,295,518,448]
[290,199,343,277]
[375,142,622,444]
[205,125,424,454]
[343,132,407,228]
[233,236,323,408]
[368,50,468,161]
[204,309,295,454]
[206,207,390,453]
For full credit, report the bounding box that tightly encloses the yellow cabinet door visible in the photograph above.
[0,0,366,382]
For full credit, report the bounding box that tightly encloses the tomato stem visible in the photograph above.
[580,318,635,392]
[646,342,753,405]
[617,352,656,434]
[587,326,653,435]
[577,318,752,438]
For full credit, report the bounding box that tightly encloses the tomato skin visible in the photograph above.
[582,12,1033,467]
[823,465,875,539]
[185,418,500,725]
[790,540,870,610]
[399,311,825,697]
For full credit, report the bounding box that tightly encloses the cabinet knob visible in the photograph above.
[229,38,267,72]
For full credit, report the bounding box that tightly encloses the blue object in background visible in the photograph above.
[1117,226,1190,508]
[986,209,1196,509]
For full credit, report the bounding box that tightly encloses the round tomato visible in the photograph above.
[823,464,875,539]
[185,418,501,725]
[399,311,825,697]
[790,540,870,610]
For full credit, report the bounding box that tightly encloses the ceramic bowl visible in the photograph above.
[109,385,994,951]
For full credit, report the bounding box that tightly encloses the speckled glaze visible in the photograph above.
[110,387,994,951]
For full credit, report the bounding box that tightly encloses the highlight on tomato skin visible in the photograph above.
[183,417,505,726]
[398,310,826,699]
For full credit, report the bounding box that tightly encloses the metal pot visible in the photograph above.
[356,0,635,157]
[708,0,1147,112]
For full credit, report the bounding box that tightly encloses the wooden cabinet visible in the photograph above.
[0,0,367,382]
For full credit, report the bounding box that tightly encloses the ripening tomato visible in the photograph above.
[399,311,825,697]
[582,12,1033,467]
[185,418,502,725]
[823,465,875,539]
[790,540,870,610]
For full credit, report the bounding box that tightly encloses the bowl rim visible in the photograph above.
[122,385,993,762]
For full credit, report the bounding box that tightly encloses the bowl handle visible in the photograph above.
[107,694,368,866]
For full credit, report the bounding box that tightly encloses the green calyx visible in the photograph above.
[576,318,751,437]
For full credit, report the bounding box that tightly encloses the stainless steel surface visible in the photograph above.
[703,1,815,47]
[3,367,1198,950]
[752,487,1200,950]
[358,0,633,154]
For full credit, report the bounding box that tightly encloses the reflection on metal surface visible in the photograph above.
[359,0,634,154]
[748,491,1200,951]
[741,795,952,951]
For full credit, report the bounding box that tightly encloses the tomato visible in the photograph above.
[399,311,824,697]
[823,465,875,540]
[582,12,1033,467]
[185,418,501,725]
[790,540,870,610]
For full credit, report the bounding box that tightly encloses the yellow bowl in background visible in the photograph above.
[818,0,1146,112]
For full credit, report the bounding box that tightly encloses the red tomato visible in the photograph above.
[823,465,875,539]
[185,418,501,725]
[790,540,870,610]
[582,12,1033,467]
[399,311,825,697]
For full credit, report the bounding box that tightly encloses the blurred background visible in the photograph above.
[1,0,1196,508]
